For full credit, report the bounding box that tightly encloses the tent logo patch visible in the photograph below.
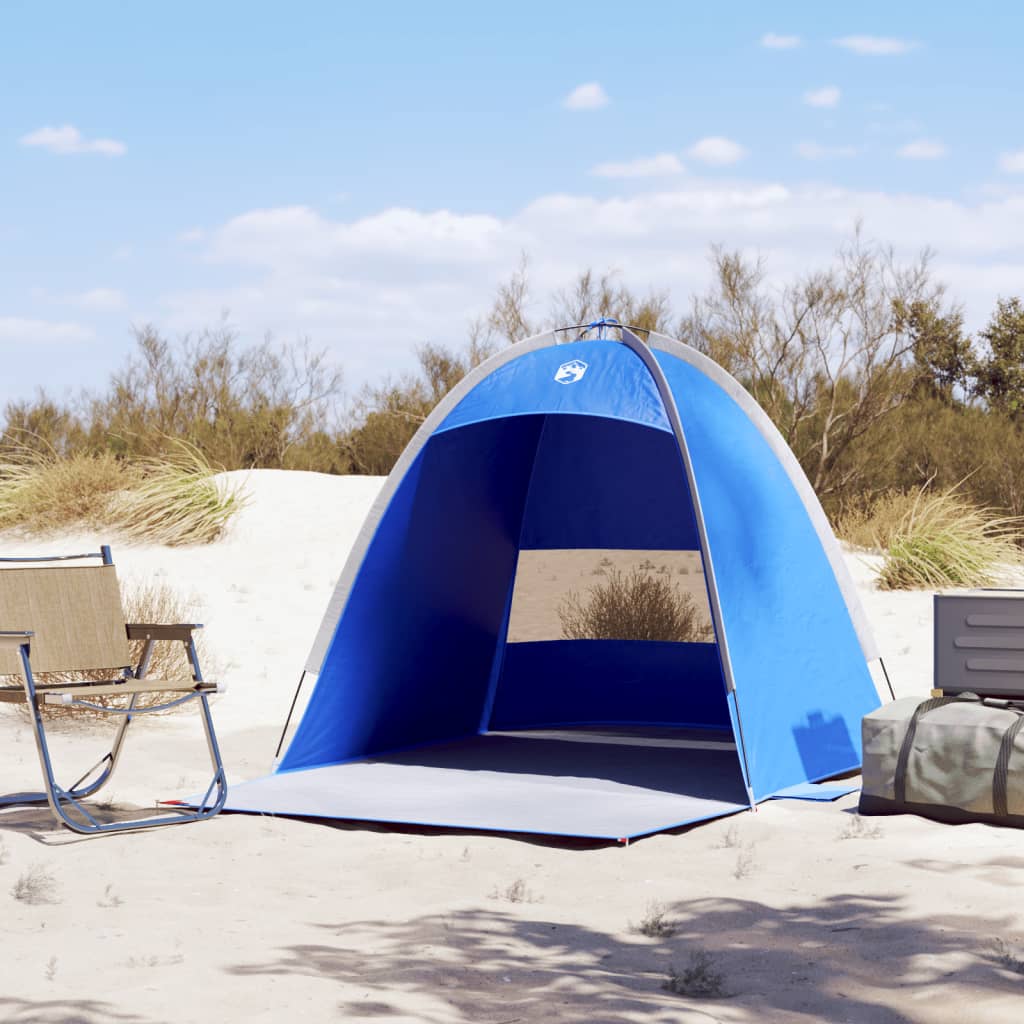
[554,359,588,384]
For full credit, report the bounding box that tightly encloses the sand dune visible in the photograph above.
[1,470,1022,1024]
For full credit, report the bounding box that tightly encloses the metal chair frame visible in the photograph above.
[0,546,226,834]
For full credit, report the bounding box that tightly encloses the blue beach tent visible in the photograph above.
[224,324,885,840]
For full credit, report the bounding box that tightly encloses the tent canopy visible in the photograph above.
[224,327,882,840]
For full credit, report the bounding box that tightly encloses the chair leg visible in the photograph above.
[3,656,227,834]
[0,686,140,810]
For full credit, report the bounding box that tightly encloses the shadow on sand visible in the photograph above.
[226,893,1024,1023]
[0,997,153,1023]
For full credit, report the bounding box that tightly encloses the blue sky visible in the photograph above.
[3,2,1024,406]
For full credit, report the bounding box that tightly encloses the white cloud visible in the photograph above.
[834,35,918,56]
[796,141,858,160]
[760,32,801,49]
[154,180,1024,391]
[563,82,609,111]
[178,227,206,243]
[0,317,94,345]
[74,288,125,311]
[29,287,126,311]
[207,205,504,270]
[999,150,1024,173]
[687,137,747,166]
[590,153,685,178]
[803,86,841,109]
[19,124,126,157]
[898,139,947,160]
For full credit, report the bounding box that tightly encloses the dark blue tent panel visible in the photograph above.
[228,330,882,840]
[514,414,702,551]
[281,416,544,772]
[490,641,729,731]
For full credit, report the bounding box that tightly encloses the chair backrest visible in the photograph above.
[0,561,130,676]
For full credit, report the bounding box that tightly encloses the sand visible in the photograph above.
[1,470,1023,1024]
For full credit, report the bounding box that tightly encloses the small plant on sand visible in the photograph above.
[662,949,727,999]
[489,877,539,904]
[732,845,757,879]
[126,952,184,968]
[45,956,57,982]
[97,883,123,908]
[632,900,677,938]
[11,864,59,905]
[714,823,743,849]
[0,836,8,865]
[838,814,884,840]
[991,938,1024,975]
[559,567,713,642]
[845,485,1022,590]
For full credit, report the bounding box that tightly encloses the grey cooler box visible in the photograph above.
[934,592,1024,698]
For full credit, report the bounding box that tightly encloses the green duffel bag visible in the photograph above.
[859,694,1024,827]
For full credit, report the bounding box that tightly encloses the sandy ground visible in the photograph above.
[1,470,1023,1024]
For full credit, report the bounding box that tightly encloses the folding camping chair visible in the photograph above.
[0,546,226,834]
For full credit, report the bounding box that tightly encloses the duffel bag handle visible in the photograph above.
[994,713,1024,818]
[894,694,980,804]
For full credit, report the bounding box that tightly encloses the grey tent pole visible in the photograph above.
[619,328,757,811]
[274,670,308,762]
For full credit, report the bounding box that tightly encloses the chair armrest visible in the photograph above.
[0,630,33,648]
[125,623,204,641]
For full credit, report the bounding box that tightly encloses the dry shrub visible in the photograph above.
[870,487,1022,590]
[122,578,209,690]
[835,489,924,551]
[12,578,211,720]
[0,449,136,534]
[108,440,246,546]
[559,567,714,642]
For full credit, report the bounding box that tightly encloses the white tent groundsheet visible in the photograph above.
[221,728,750,840]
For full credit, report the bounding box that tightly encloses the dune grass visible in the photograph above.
[0,440,245,546]
[108,441,246,546]
[0,449,131,534]
[845,486,1024,590]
